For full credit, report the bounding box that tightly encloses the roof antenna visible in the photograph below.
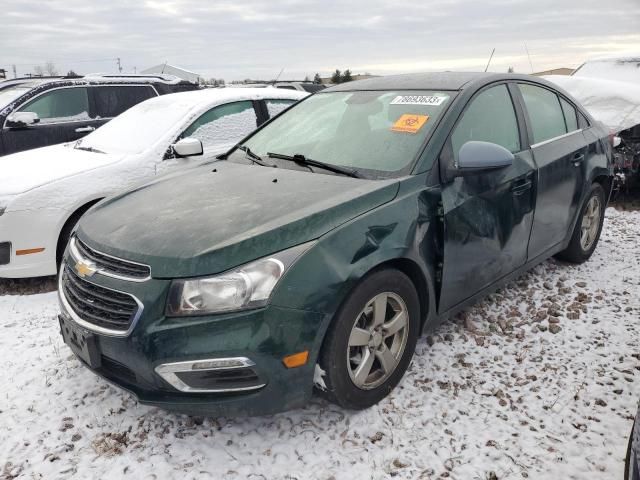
[484,48,495,72]
[272,67,284,85]
[525,44,534,73]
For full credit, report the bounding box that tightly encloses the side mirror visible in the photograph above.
[613,136,622,148]
[457,141,514,173]
[6,111,40,127]
[172,138,203,157]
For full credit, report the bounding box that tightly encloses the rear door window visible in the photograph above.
[265,99,295,118]
[92,85,156,118]
[518,84,567,144]
[18,87,90,123]
[451,84,521,161]
[182,101,258,149]
[559,97,579,132]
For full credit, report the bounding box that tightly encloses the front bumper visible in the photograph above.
[0,208,62,278]
[58,265,327,416]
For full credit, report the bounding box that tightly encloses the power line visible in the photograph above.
[6,58,119,67]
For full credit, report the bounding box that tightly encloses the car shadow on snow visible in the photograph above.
[0,275,57,296]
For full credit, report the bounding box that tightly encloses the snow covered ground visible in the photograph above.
[1,208,639,480]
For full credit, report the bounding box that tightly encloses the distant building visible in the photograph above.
[141,63,201,83]
[0,69,6,79]
[532,67,574,76]
[320,73,378,85]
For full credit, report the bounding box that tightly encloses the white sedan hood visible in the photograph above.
[0,143,124,196]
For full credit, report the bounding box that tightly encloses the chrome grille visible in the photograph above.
[61,265,140,333]
[71,237,151,281]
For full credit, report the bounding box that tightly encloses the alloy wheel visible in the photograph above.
[347,292,409,390]
[580,195,601,251]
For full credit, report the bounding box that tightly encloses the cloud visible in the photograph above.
[1,0,638,80]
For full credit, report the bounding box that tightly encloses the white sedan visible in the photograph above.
[0,87,306,278]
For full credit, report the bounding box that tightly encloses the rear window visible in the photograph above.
[518,84,567,144]
[93,85,156,118]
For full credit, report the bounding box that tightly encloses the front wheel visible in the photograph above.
[556,183,606,264]
[318,268,420,409]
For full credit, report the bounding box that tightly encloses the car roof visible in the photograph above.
[138,87,308,113]
[324,72,555,92]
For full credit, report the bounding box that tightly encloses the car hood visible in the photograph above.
[77,161,400,278]
[0,143,124,196]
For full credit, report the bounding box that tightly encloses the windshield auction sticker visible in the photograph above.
[390,95,448,106]
[391,114,429,134]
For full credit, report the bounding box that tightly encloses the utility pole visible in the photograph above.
[117,57,123,73]
[12,64,17,78]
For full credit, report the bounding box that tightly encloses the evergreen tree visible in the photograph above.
[313,73,322,84]
[342,69,353,82]
[331,69,342,84]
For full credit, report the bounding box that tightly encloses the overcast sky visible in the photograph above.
[2,0,639,81]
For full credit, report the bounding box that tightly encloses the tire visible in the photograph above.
[318,268,420,409]
[556,183,605,264]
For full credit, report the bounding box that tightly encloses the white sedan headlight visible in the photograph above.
[166,242,313,316]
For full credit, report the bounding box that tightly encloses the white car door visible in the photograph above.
[156,100,260,176]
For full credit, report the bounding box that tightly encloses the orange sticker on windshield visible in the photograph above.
[391,114,429,134]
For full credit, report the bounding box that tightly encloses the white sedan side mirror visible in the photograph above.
[172,138,203,157]
[7,111,40,127]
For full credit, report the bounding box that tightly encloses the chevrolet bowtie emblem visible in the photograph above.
[75,259,97,278]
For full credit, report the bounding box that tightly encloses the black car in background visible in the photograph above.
[0,74,199,156]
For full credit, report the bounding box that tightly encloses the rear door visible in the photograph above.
[3,86,92,154]
[516,83,586,260]
[439,83,536,312]
[262,98,297,122]
[89,85,157,134]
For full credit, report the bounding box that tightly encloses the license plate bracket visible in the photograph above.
[59,315,101,369]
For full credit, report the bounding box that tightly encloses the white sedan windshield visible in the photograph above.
[77,97,194,155]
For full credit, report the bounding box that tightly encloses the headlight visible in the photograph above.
[166,242,314,316]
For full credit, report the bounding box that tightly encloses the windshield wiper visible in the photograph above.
[74,145,105,154]
[237,145,276,168]
[266,152,359,178]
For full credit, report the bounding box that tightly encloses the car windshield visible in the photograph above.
[0,82,43,109]
[75,96,194,155]
[234,90,452,177]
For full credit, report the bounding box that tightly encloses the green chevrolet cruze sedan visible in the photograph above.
[58,72,612,416]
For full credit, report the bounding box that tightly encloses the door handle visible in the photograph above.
[573,153,585,166]
[75,126,95,133]
[511,179,532,195]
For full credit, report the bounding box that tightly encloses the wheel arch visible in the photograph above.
[55,197,104,263]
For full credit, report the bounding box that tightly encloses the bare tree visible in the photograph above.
[33,65,45,77]
[45,61,58,76]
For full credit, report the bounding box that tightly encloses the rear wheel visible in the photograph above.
[318,268,420,409]
[556,183,605,263]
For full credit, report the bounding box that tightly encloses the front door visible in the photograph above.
[439,83,536,313]
[517,83,587,259]
[157,100,261,175]
[2,86,97,155]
